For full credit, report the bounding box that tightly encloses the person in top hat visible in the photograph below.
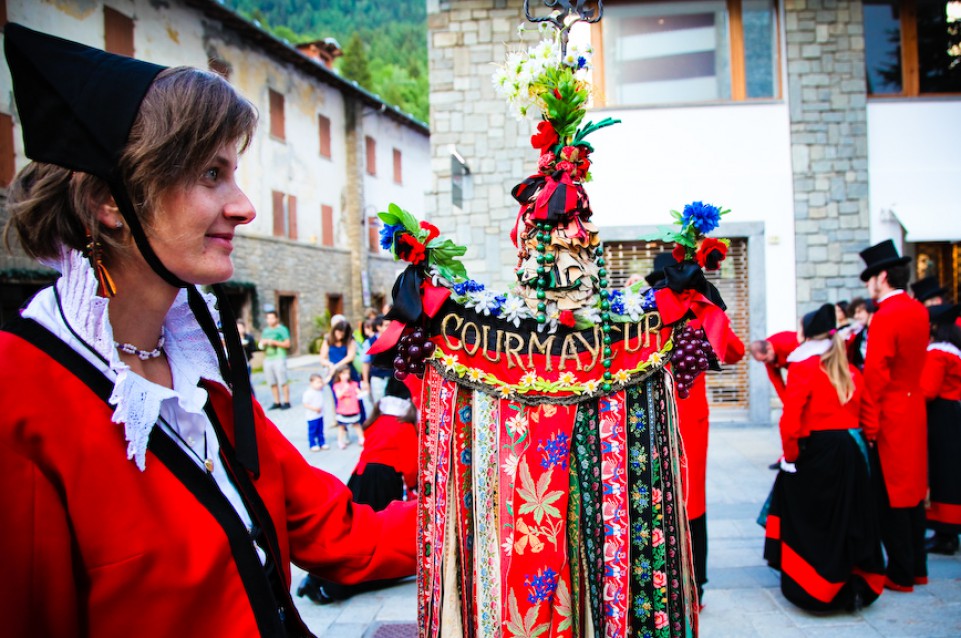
[647,253,745,603]
[920,304,961,556]
[911,275,950,306]
[859,238,930,592]
[0,24,414,636]
[762,303,884,611]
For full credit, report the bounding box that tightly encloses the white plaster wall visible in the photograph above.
[586,102,798,334]
[362,113,432,255]
[867,99,961,248]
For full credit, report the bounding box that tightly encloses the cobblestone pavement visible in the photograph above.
[262,356,961,637]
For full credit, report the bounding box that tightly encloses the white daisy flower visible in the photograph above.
[622,290,645,321]
[519,371,538,387]
[558,371,576,385]
[441,353,459,371]
[465,289,502,316]
[648,351,664,366]
[502,452,520,478]
[506,414,529,437]
[501,294,531,327]
[467,368,483,382]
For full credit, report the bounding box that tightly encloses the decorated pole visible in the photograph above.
[370,5,739,636]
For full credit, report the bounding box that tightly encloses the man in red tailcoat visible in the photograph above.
[860,239,930,592]
[750,331,801,403]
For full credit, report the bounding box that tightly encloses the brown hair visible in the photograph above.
[818,331,855,404]
[5,67,257,261]
[326,320,352,346]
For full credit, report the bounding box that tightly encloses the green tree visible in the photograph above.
[340,32,372,89]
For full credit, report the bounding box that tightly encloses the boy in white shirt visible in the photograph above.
[303,374,330,451]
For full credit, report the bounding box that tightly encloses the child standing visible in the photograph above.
[303,374,330,452]
[333,365,365,449]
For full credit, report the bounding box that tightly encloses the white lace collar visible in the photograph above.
[929,342,961,360]
[787,338,832,363]
[24,249,225,471]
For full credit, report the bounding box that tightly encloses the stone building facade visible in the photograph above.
[784,0,871,307]
[427,0,961,422]
[0,0,429,352]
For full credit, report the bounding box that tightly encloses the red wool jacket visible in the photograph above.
[778,355,879,463]
[862,292,930,507]
[676,328,745,519]
[765,330,801,403]
[354,413,419,489]
[920,346,961,401]
[0,331,416,638]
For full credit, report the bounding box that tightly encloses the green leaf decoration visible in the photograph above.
[571,117,621,147]
[639,225,684,243]
[387,203,421,236]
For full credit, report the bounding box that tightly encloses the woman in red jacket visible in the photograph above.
[763,304,884,611]
[0,25,415,636]
[921,304,961,555]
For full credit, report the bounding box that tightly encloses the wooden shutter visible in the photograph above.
[269,89,285,141]
[104,7,134,57]
[604,238,751,411]
[318,115,332,158]
[365,136,376,176]
[272,191,285,237]
[368,216,380,252]
[321,205,334,247]
[287,195,297,241]
[0,113,14,188]
[393,148,402,184]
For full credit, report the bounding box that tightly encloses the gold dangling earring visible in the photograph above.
[84,229,117,298]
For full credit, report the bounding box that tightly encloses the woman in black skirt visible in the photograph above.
[763,304,885,611]
[921,304,961,555]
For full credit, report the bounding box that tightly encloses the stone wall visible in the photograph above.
[427,0,531,290]
[784,0,871,310]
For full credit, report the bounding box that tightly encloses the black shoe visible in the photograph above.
[268,403,281,410]
[768,460,781,470]
[280,403,291,410]
[296,576,334,605]
[926,534,959,556]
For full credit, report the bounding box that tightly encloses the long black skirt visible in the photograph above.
[763,429,885,611]
[307,464,407,601]
[927,398,961,534]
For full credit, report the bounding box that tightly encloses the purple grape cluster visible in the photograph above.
[671,325,714,399]
[393,328,436,380]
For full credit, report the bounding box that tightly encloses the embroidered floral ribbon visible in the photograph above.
[473,391,501,637]
[503,402,577,638]
[418,367,458,638]
[452,390,476,634]
[572,400,605,637]
[599,391,629,638]
[626,382,657,635]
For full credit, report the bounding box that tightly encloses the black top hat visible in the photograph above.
[859,239,910,282]
[4,23,166,179]
[644,252,676,287]
[802,303,836,338]
[928,304,961,326]
[911,276,949,303]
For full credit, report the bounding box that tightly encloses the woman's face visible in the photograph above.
[148,143,254,285]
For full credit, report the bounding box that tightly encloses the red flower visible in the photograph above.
[672,243,688,263]
[419,220,440,244]
[559,310,576,328]
[530,121,559,153]
[695,237,728,270]
[537,151,556,173]
[396,233,426,264]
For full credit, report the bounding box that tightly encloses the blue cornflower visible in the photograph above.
[680,201,722,235]
[379,223,402,250]
[609,289,626,315]
[641,288,657,312]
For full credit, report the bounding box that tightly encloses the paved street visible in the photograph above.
[261,356,961,637]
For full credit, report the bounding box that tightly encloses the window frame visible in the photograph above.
[318,114,332,159]
[591,0,782,108]
[269,89,286,141]
[392,148,403,185]
[365,136,377,176]
[104,6,135,57]
[866,0,961,98]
